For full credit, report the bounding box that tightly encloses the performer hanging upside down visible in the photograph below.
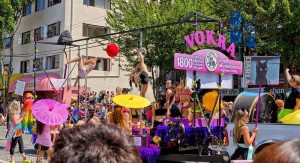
[67,56,101,86]
[130,49,149,97]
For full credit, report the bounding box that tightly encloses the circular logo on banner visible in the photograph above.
[205,50,218,72]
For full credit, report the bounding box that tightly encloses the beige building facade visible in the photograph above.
[3,0,155,101]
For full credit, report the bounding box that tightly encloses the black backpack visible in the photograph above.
[57,30,73,45]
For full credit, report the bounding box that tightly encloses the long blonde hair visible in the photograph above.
[234,109,247,144]
[10,100,20,113]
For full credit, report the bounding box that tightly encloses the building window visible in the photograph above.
[83,56,102,71]
[4,37,11,49]
[20,60,29,73]
[35,58,44,71]
[35,0,45,12]
[23,4,32,16]
[22,31,31,44]
[47,22,60,38]
[34,28,43,41]
[95,58,110,71]
[82,24,110,37]
[46,55,59,70]
[48,0,61,7]
[83,0,111,9]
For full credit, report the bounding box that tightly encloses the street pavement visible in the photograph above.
[0,125,47,163]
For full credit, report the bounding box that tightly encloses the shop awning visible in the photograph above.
[9,73,61,93]
[0,73,24,89]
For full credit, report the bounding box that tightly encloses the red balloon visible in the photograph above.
[106,43,119,57]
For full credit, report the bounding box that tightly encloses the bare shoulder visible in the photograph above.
[166,89,173,94]
[241,125,249,133]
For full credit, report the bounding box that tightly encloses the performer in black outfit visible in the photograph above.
[130,49,149,97]
[278,68,300,121]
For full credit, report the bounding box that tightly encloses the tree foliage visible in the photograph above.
[0,0,34,35]
[208,0,300,66]
[0,0,34,105]
[0,0,15,34]
[106,0,221,93]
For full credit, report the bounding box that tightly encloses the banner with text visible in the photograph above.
[174,49,243,75]
[243,56,280,86]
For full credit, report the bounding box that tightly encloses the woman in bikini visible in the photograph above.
[67,56,101,86]
[130,49,149,97]
[177,83,192,120]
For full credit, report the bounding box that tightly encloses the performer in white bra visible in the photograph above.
[67,56,101,86]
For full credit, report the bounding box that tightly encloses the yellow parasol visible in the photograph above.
[113,94,150,109]
[202,91,222,112]
[280,110,300,124]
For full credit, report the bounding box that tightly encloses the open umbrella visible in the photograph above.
[280,110,300,124]
[113,94,150,109]
[32,99,70,125]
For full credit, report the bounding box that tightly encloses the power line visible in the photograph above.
[3,40,109,57]
[7,39,107,56]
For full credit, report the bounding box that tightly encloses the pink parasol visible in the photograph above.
[32,99,70,125]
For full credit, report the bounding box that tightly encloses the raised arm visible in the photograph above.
[83,58,93,65]
[137,50,144,64]
[286,68,292,85]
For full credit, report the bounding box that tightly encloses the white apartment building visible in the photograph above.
[3,0,155,102]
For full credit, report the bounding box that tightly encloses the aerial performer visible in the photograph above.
[279,68,300,124]
[130,49,149,98]
[21,93,34,134]
[67,56,101,86]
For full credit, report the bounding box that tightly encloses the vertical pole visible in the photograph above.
[139,31,143,135]
[238,46,243,94]
[139,30,143,50]
[218,22,222,141]
[255,85,262,127]
[77,47,80,114]
[193,71,196,127]
[84,40,89,120]
[68,0,74,87]
[33,42,37,101]
[218,74,222,141]
[61,64,67,102]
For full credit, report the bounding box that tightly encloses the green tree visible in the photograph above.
[209,0,300,63]
[0,0,15,90]
[0,0,33,106]
[208,0,300,94]
[106,0,218,96]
